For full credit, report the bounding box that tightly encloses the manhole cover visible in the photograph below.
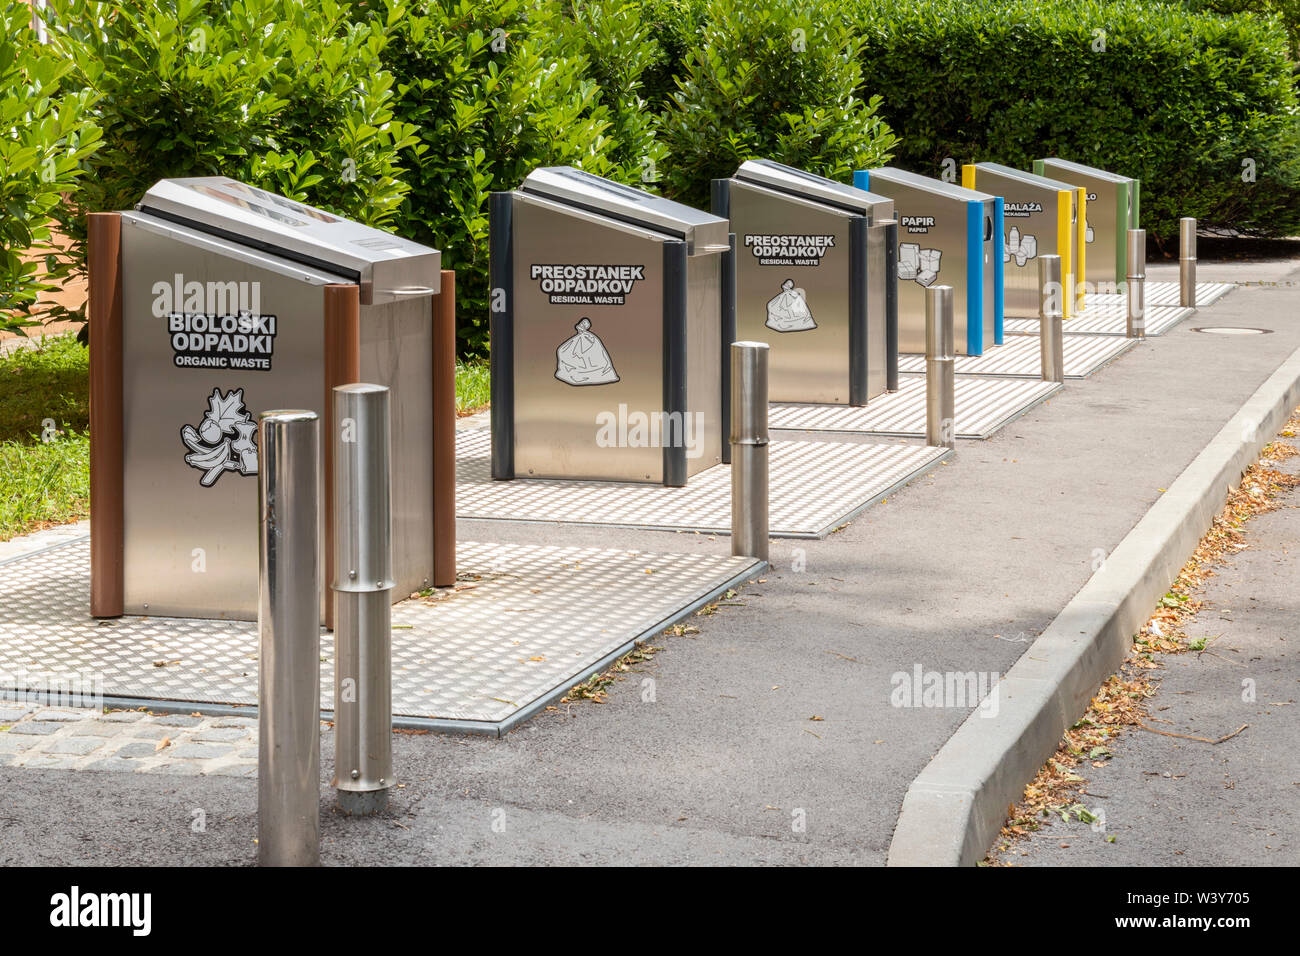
[1192,327,1272,335]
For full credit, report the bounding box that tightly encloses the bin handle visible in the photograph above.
[383,286,438,296]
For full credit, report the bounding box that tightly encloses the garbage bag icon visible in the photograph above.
[1085,219,1095,243]
[555,317,620,386]
[765,279,817,332]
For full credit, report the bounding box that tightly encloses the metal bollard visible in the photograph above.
[331,384,395,815]
[1038,255,1065,383]
[1180,217,1197,309]
[730,342,769,563]
[1126,228,1146,339]
[257,409,321,867]
[925,285,956,449]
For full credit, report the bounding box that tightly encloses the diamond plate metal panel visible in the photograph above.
[896,334,1135,379]
[770,375,1061,440]
[1083,281,1234,307]
[1004,282,1234,337]
[0,538,759,729]
[456,428,949,537]
[1005,303,1193,337]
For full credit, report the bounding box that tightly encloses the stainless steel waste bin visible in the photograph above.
[87,177,453,623]
[712,159,897,404]
[489,167,731,486]
[854,167,1002,356]
[1032,158,1140,289]
[964,162,1085,319]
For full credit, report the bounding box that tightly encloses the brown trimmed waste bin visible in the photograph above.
[88,177,456,623]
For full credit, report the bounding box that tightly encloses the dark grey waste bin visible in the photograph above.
[712,159,898,404]
[489,167,732,486]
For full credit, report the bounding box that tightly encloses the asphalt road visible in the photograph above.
[3,258,1299,865]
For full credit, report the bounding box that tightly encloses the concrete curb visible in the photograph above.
[886,344,1300,866]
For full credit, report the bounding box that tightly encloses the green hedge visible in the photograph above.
[659,0,898,210]
[19,0,1300,355]
[44,0,418,308]
[1171,0,1300,62]
[0,1,99,334]
[374,0,666,356]
[375,0,899,353]
[846,0,1300,244]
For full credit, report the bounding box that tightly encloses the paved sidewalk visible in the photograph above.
[2,263,1299,864]
[0,705,262,778]
[995,427,1300,865]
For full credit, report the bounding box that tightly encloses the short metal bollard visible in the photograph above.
[1126,228,1146,339]
[331,384,396,815]
[257,409,321,867]
[730,341,769,563]
[1180,217,1197,309]
[1038,255,1065,383]
[925,285,956,449]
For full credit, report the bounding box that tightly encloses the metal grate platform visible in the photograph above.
[1004,281,1235,337]
[770,375,1061,440]
[1005,303,1193,337]
[1083,280,1234,308]
[456,428,949,538]
[0,537,760,735]
[897,334,1135,379]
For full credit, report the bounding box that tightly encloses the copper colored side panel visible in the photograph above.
[88,212,124,618]
[432,269,457,587]
[323,284,361,630]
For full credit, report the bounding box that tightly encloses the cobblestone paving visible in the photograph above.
[0,703,298,777]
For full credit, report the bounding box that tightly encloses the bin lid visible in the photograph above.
[1035,158,1132,184]
[136,177,440,305]
[733,159,892,218]
[520,167,730,256]
[972,162,1078,193]
[865,167,996,203]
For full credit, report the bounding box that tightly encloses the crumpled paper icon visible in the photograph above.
[898,242,921,280]
[915,248,942,286]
